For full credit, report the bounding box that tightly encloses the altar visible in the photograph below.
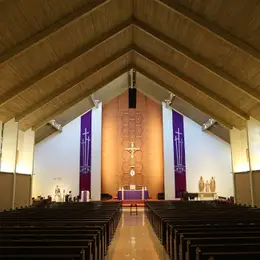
[117,189,149,200]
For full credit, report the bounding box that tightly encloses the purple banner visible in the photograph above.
[79,110,92,194]
[172,110,186,198]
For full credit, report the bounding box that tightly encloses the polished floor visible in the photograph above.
[105,208,170,260]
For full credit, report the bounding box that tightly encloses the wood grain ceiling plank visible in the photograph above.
[134,65,233,130]
[136,72,229,142]
[0,0,109,66]
[133,19,260,103]
[16,46,132,122]
[31,64,131,131]
[156,0,260,63]
[0,19,132,108]
[133,46,249,121]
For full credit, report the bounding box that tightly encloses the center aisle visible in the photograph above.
[105,208,169,260]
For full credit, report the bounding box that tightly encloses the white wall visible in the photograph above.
[33,107,103,200]
[91,103,102,201]
[33,117,81,198]
[162,103,175,200]
[184,117,233,197]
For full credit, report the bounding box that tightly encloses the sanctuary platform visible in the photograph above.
[108,199,182,207]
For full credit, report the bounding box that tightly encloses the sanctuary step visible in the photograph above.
[145,201,260,260]
[0,202,122,260]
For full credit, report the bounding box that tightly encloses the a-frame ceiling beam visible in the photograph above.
[133,19,260,103]
[134,65,233,130]
[134,47,249,121]
[0,20,132,108]
[157,0,260,63]
[16,46,133,122]
[32,66,131,131]
[0,0,109,66]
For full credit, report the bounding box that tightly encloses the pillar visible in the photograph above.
[246,118,260,206]
[162,102,175,200]
[16,129,35,174]
[247,118,260,170]
[0,119,19,209]
[91,103,102,200]
[230,127,251,205]
[230,117,260,206]
[230,128,249,173]
[1,119,19,173]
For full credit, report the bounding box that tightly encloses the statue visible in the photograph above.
[54,185,61,202]
[205,180,210,192]
[199,176,205,192]
[210,177,216,192]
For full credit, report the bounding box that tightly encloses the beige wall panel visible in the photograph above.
[14,173,31,208]
[234,172,251,205]
[0,173,13,211]
[252,171,260,207]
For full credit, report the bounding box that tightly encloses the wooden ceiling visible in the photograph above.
[1,0,260,136]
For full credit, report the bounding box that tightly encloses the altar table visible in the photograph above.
[117,190,149,200]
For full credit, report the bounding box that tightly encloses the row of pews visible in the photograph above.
[0,202,122,260]
[145,201,260,260]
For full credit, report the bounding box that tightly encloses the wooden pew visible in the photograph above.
[144,200,260,260]
[185,237,260,260]
[179,232,260,260]
[0,201,122,260]
[196,246,260,260]
[0,246,90,260]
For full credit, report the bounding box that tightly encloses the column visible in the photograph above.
[1,119,19,173]
[17,129,35,174]
[1,119,19,209]
[247,118,260,170]
[230,128,249,173]
[230,119,259,206]
[91,103,102,200]
[162,102,175,200]
[246,118,260,206]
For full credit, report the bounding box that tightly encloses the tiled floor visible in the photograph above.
[105,208,170,260]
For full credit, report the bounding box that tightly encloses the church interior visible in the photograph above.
[1,0,260,259]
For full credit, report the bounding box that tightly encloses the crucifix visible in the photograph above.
[125,142,140,168]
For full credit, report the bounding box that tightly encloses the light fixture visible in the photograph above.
[90,94,100,108]
[164,92,175,108]
[48,120,62,132]
[94,99,100,108]
[202,118,217,131]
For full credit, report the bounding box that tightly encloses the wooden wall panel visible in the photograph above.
[101,96,120,197]
[0,172,13,211]
[234,172,251,205]
[252,171,260,207]
[144,98,164,196]
[14,173,31,208]
[102,91,164,198]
